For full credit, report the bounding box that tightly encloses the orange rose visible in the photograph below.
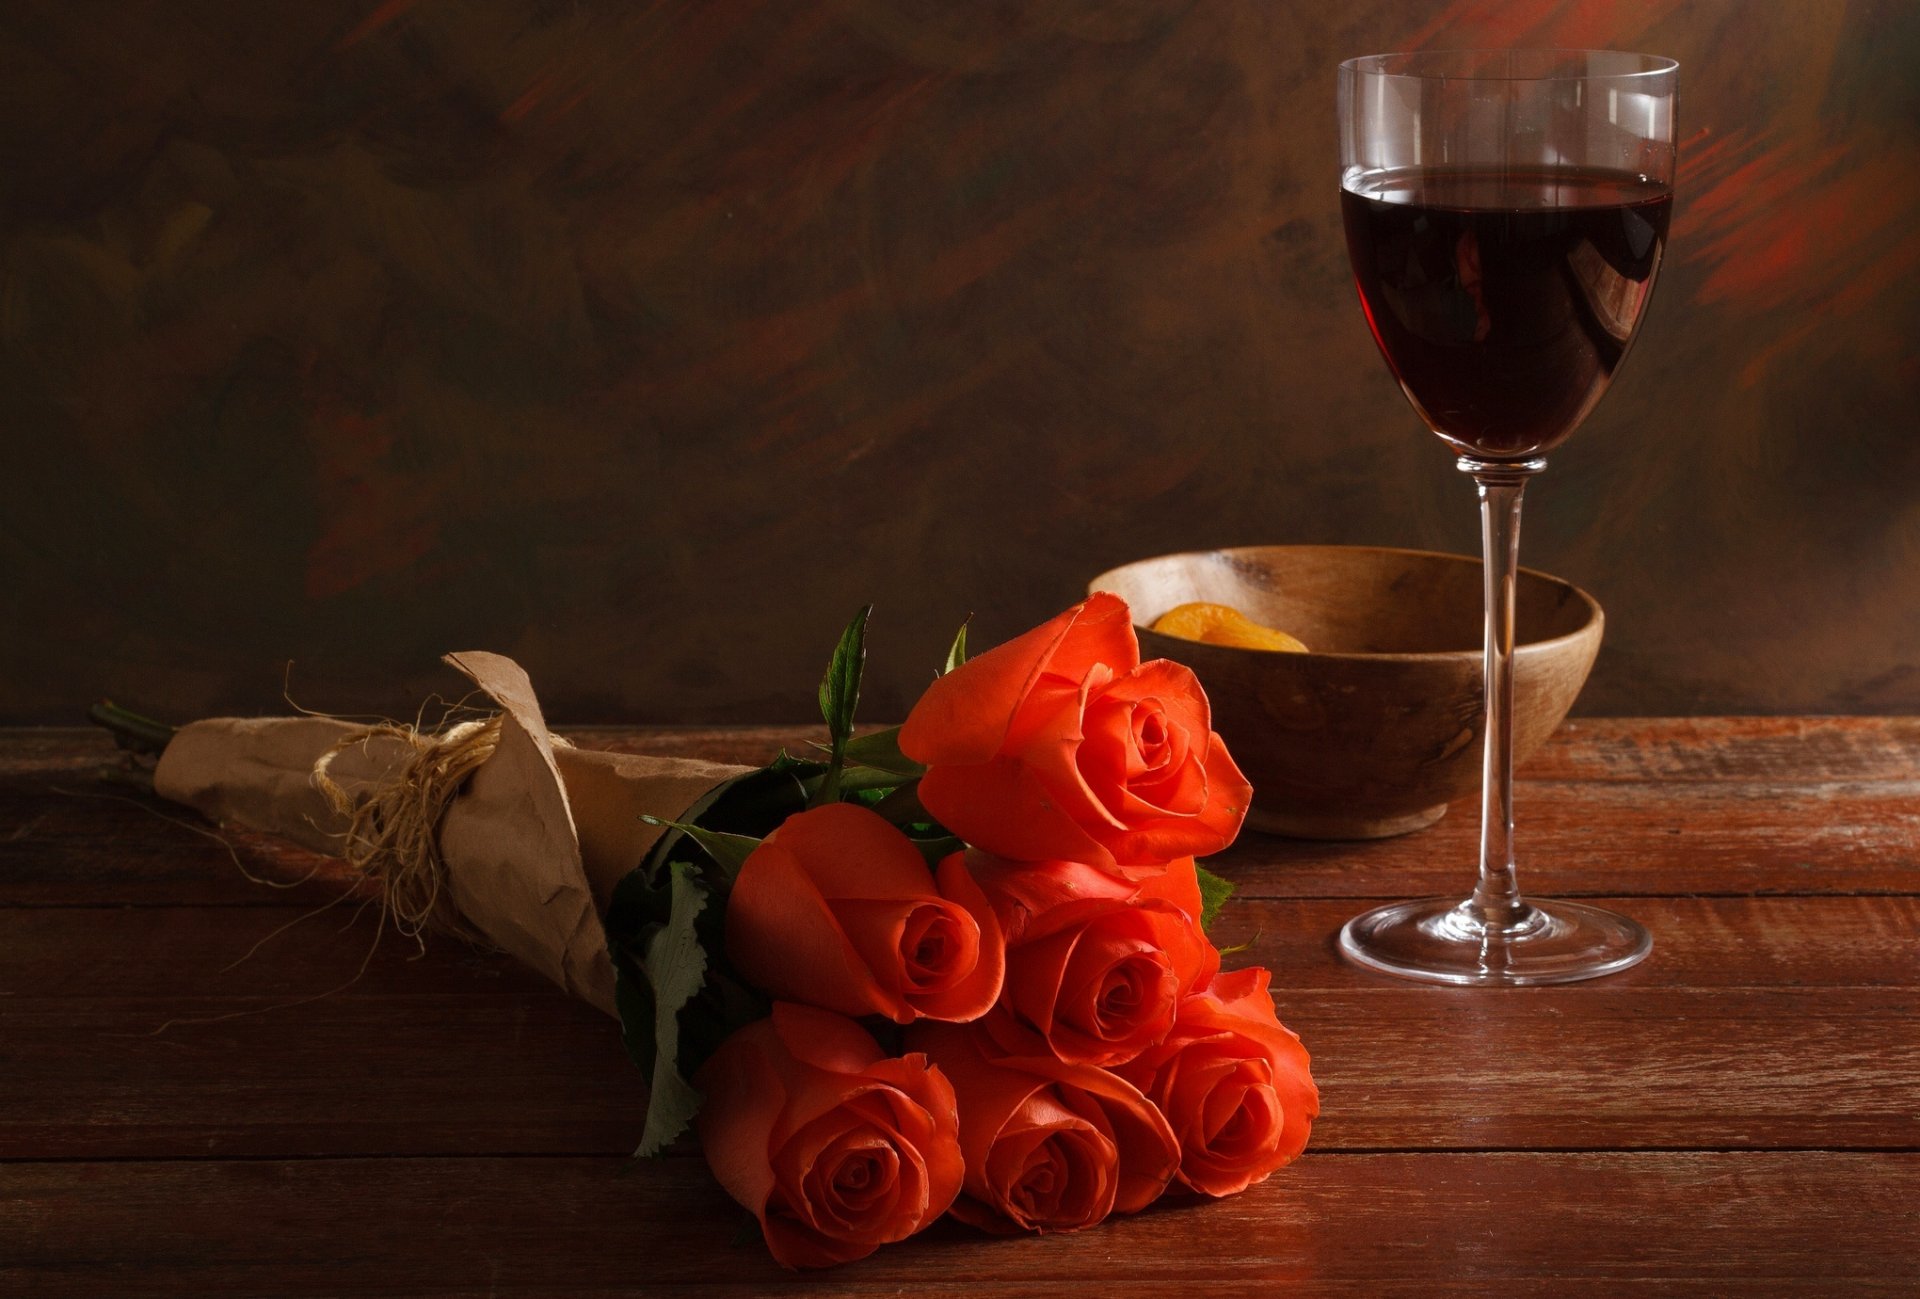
[1115,967,1319,1197]
[966,852,1219,1066]
[726,803,1004,1023]
[898,593,1251,877]
[908,1020,1181,1235]
[694,1003,964,1269]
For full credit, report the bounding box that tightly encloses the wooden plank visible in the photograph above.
[1288,987,1920,1151]
[0,904,563,999]
[8,724,1918,906]
[12,717,1919,788]
[0,994,638,1160]
[4,985,1913,1159]
[1214,894,1920,989]
[0,784,360,908]
[1523,716,1920,783]
[4,720,1917,1295]
[0,731,803,908]
[1211,779,1920,899]
[3,1153,1914,1294]
[551,717,1920,785]
[7,895,1916,1001]
[9,768,1917,906]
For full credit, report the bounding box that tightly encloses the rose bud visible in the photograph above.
[907,1020,1181,1235]
[1115,966,1319,1197]
[694,1003,964,1269]
[726,803,1004,1023]
[966,853,1219,1067]
[899,592,1252,878]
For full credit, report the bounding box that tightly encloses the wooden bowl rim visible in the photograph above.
[1088,544,1604,665]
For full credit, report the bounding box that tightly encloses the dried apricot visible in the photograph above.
[1150,602,1308,652]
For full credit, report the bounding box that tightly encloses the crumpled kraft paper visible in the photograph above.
[153,651,750,1016]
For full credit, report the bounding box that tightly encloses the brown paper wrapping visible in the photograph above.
[153,651,750,1017]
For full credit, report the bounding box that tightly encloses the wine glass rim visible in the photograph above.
[1340,49,1678,82]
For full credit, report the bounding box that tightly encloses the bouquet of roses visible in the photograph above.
[126,592,1317,1269]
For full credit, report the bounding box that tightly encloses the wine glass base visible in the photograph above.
[1338,897,1651,986]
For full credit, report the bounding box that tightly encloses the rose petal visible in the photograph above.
[995,1051,1180,1215]
[1067,936,1175,1041]
[900,594,1139,767]
[963,852,1143,944]
[728,841,910,1021]
[828,896,943,997]
[897,600,1091,766]
[699,1010,964,1269]
[1102,731,1252,865]
[769,1002,890,1074]
[1012,910,1177,1065]
[1118,967,1319,1197]
[766,802,940,901]
[913,852,1006,1022]
[779,1115,906,1234]
[1006,668,1136,838]
[1041,592,1140,686]
[968,1108,1116,1234]
[909,1021,1180,1230]
[908,1022,1049,1184]
[693,1018,788,1224]
[917,756,1114,870]
[1130,859,1220,992]
[989,863,1216,1058]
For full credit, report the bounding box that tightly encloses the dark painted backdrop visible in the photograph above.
[4,0,1916,724]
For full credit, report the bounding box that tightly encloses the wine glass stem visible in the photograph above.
[1461,455,1546,931]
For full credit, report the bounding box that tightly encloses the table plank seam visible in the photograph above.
[10,1145,1920,1168]
[10,885,1920,912]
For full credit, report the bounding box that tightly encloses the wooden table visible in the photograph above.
[4,719,1917,1295]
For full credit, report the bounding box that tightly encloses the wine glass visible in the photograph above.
[1334,50,1677,985]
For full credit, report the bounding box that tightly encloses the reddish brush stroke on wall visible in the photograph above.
[2,0,1915,723]
[1403,0,1661,51]
[1409,0,1918,392]
[1682,125,1920,385]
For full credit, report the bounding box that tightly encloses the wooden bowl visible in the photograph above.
[1089,546,1603,840]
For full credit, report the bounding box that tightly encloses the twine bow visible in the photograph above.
[311,716,505,946]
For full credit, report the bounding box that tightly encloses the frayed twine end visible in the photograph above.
[312,716,504,951]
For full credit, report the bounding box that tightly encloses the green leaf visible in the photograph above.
[1195,864,1234,933]
[818,605,871,744]
[839,725,924,779]
[833,764,912,794]
[942,618,971,674]
[639,816,761,886]
[765,750,829,781]
[613,953,661,1076]
[629,861,712,1158]
[606,759,804,1163]
[811,606,872,807]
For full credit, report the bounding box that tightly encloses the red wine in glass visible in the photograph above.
[1334,49,1677,988]
[1342,167,1672,460]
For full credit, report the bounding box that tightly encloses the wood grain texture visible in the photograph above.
[12,895,1916,998]
[1520,717,1920,783]
[8,723,1917,905]
[2,718,1916,1292]
[4,1154,1915,1295]
[4,987,1913,1159]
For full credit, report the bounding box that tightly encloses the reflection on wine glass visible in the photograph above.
[1335,50,1677,985]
